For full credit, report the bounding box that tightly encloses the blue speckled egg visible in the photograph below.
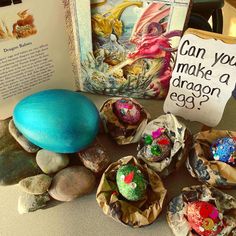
[13,89,100,153]
[211,137,236,165]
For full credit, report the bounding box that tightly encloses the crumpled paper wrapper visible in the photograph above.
[96,156,167,228]
[167,185,236,236]
[137,114,192,177]
[187,130,236,189]
[100,98,151,145]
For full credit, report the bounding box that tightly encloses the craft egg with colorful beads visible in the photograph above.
[13,89,100,153]
[116,164,147,201]
[211,137,236,165]
[113,98,141,125]
[186,201,224,236]
[142,128,172,162]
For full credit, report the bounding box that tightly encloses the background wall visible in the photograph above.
[223,0,236,36]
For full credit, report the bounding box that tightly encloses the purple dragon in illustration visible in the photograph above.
[129,4,181,70]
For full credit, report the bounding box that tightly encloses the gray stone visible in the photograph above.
[36,150,69,174]
[0,119,10,138]
[9,119,39,153]
[48,166,96,201]
[78,140,110,173]
[0,150,42,185]
[0,118,18,152]
[19,174,52,195]
[18,192,50,214]
[0,119,41,186]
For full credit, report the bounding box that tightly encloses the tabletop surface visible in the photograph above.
[0,93,235,236]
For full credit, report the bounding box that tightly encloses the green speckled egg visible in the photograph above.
[116,164,147,201]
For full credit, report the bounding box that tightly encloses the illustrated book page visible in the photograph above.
[80,0,192,99]
[0,0,76,120]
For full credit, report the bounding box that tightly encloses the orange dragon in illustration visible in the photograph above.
[82,0,184,98]
[13,10,37,39]
[0,9,37,41]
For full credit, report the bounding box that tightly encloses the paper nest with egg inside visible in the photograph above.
[100,98,151,145]
[166,185,236,236]
[186,130,236,188]
[137,114,192,177]
[96,156,167,228]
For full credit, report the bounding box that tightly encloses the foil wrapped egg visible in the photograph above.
[141,128,172,162]
[113,98,141,125]
[116,164,147,201]
[211,137,236,165]
[186,201,224,236]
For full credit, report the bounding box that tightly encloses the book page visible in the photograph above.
[0,0,76,120]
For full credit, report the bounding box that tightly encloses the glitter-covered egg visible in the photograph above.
[116,164,147,201]
[186,201,224,236]
[211,137,236,165]
[113,98,141,125]
[141,128,172,162]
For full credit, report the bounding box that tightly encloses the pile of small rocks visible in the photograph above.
[0,119,110,214]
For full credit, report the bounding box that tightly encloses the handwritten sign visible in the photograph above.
[164,32,236,127]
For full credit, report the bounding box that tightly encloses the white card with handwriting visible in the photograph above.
[164,33,236,127]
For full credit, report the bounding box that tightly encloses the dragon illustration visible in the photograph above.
[85,1,183,98]
[13,10,37,39]
[0,10,36,41]
[110,2,182,77]
[91,0,143,38]
[128,2,182,73]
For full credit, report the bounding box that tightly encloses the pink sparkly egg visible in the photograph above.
[113,98,141,125]
[186,201,224,236]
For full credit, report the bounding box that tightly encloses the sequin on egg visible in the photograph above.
[130,182,137,189]
[203,218,214,230]
[144,135,153,145]
[211,137,236,165]
[199,226,205,232]
[151,145,162,156]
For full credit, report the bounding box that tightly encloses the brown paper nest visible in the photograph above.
[167,184,236,236]
[186,130,236,189]
[96,156,167,228]
[100,98,151,145]
[137,114,192,177]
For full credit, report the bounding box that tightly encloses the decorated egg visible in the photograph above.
[211,137,236,165]
[186,201,224,236]
[142,128,172,162]
[113,98,141,125]
[116,164,147,201]
[13,89,100,153]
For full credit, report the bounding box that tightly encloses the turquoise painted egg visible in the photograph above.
[13,89,100,153]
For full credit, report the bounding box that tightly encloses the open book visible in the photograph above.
[0,0,192,120]
[0,0,92,120]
